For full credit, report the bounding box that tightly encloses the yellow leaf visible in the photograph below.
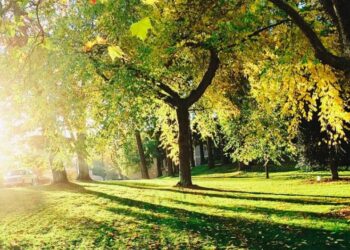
[96,36,107,45]
[142,0,158,4]
[108,45,124,61]
[84,40,96,52]
[130,17,153,41]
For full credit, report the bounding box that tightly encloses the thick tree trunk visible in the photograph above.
[77,153,91,181]
[207,137,214,168]
[52,168,69,184]
[199,140,206,165]
[189,128,196,168]
[135,130,150,179]
[76,134,92,181]
[176,106,192,187]
[330,160,339,180]
[50,157,69,184]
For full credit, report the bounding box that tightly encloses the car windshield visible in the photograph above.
[7,170,26,176]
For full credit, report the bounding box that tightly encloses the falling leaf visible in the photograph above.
[130,17,153,41]
[108,45,124,61]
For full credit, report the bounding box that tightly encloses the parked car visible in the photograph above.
[3,169,38,187]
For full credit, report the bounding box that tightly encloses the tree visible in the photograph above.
[268,0,350,71]
[135,130,150,179]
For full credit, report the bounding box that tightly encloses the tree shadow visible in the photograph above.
[97,182,350,206]
[166,198,345,221]
[82,188,350,249]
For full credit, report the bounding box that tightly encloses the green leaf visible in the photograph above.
[130,17,153,41]
[108,45,124,61]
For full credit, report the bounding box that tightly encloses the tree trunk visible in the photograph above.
[264,161,270,179]
[176,105,192,187]
[76,134,92,181]
[52,169,68,183]
[173,163,179,175]
[207,137,214,168]
[166,149,174,177]
[50,156,69,184]
[238,162,244,171]
[77,153,91,181]
[189,128,196,168]
[156,155,163,177]
[135,130,150,179]
[199,140,206,165]
[330,159,339,180]
[332,0,350,56]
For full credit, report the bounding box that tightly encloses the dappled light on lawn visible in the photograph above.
[1,169,350,249]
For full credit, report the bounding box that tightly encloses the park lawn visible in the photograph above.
[0,167,350,249]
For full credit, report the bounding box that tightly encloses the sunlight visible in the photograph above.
[0,118,10,170]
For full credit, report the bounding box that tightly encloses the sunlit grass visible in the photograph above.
[1,167,350,249]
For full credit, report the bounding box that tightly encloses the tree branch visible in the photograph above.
[269,0,350,71]
[222,19,291,51]
[34,0,45,43]
[124,64,181,106]
[185,49,220,107]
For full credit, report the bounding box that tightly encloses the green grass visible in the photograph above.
[1,167,350,249]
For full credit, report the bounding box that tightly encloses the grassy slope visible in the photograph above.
[0,167,350,249]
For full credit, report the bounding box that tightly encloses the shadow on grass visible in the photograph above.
[40,183,350,248]
[84,188,350,249]
[96,182,350,206]
[167,198,344,221]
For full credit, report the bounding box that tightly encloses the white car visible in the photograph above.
[3,169,38,187]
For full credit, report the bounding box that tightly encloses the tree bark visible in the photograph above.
[207,137,214,168]
[199,140,206,165]
[189,128,196,168]
[50,156,69,184]
[155,132,163,177]
[176,105,193,187]
[156,155,163,177]
[238,162,244,171]
[173,163,179,175]
[52,169,68,183]
[264,161,270,179]
[166,149,174,177]
[330,159,340,180]
[135,130,150,179]
[76,134,92,181]
[331,0,350,56]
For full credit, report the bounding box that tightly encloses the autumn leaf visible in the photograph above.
[142,0,158,4]
[108,45,124,61]
[96,36,107,45]
[130,17,153,41]
[83,40,96,52]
